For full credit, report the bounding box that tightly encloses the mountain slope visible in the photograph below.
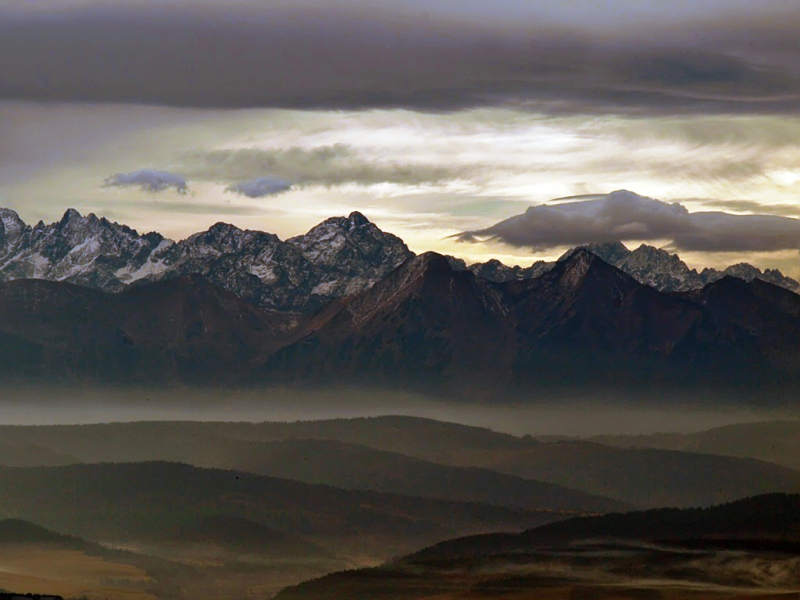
[262,252,516,388]
[504,249,704,385]
[416,493,800,559]
[226,417,800,508]
[477,441,800,507]
[671,276,800,385]
[0,275,300,382]
[1,239,799,390]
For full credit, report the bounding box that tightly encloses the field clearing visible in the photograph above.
[0,546,156,600]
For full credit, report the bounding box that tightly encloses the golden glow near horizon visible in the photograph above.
[2,104,800,275]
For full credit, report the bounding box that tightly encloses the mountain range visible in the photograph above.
[0,208,412,312]
[1,204,797,312]
[1,206,800,391]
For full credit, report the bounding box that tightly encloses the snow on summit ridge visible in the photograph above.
[0,207,796,312]
[0,208,414,312]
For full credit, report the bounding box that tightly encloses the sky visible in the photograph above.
[2,1,800,274]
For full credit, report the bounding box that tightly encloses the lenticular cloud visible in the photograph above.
[456,190,800,253]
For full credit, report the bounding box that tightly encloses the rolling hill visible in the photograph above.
[0,461,562,560]
[0,418,798,508]
[591,419,800,471]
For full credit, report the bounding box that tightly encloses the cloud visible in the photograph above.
[695,198,800,218]
[180,145,466,188]
[0,2,798,113]
[226,177,293,198]
[103,170,188,194]
[456,190,800,253]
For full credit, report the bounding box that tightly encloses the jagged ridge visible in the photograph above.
[0,207,796,318]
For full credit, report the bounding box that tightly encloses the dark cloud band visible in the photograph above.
[0,4,798,113]
[457,191,800,253]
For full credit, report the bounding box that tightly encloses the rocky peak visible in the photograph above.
[172,223,280,259]
[197,222,244,242]
[585,242,631,264]
[346,211,370,229]
[445,255,469,271]
[361,252,457,302]
[0,209,29,256]
[470,258,520,282]
[288,211,414,300]
[555,248,603,288]
[289,212,411,262]
[612,244,701,292]
[411,251,455,273]
[557,242,630,265]
[59,208,82,226]
[0,208,26,236]
[721,263,800,293]
[621,245,686,269]
[724,263,765,279]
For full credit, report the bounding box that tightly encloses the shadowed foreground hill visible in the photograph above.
[414,493,800,559]
[0,462,562,560]
[276,494,800,600]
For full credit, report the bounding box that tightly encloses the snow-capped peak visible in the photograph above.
[0,207,797,313]
[287,211,414,299]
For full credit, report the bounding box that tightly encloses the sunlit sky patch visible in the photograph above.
[3,105,800,274]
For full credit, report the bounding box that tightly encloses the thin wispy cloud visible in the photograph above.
[180,145,466,188]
